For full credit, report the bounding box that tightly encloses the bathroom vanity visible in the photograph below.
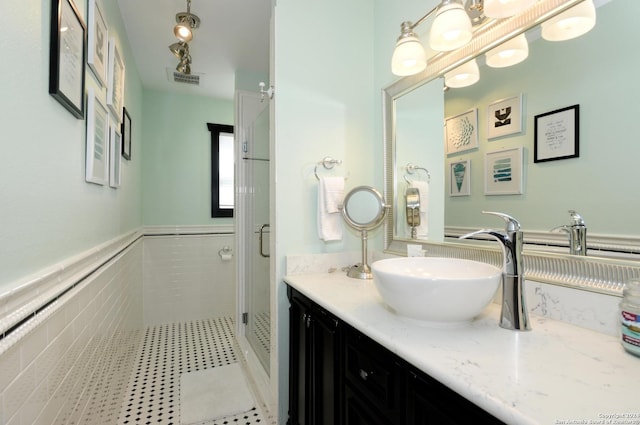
[285,272,638,425]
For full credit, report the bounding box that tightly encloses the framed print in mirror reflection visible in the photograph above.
[450,160,470,197]
[484,147,523,196]
[534,104,579,163]
[445,108,478,155]
[487,94,523,139]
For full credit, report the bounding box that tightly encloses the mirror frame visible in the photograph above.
[342,186,387,231]
[382,0,640,296]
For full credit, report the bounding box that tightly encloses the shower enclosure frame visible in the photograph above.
[234,89,274,414]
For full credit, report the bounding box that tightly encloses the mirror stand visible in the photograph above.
[348,229,372,279]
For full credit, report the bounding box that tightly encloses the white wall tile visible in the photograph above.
[142,235,236,326]
[0,240,143,424]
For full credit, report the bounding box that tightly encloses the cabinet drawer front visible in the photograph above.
[344,385,395,425]
[344,327,402,419]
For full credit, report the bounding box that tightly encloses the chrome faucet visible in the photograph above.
[552,210,587,256]
[460,211,531,331]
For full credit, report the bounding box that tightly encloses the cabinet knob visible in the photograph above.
[359,369,372,381]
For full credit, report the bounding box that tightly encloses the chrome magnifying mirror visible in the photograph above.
[341,186,388,279]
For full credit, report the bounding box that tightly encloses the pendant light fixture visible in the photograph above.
[541,0,596,41]
[483,0,536,19]
[176,55,192,75]
[169,41,189,59]
[173,0,200,43]
[429,0,473,52]
[391,22,427,76]
[444,59,480,88]
[485,33,529,68]
[169,0,200,75]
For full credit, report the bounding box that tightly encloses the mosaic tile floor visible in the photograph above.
[116,317,266,425]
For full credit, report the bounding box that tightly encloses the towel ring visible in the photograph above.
[314,156,343,180]
[403,163,430,184]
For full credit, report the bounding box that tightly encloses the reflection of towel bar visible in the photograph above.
[314,156,347,180]
[404,163,430,183]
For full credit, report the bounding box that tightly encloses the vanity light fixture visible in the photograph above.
[391,0,475,77]
[391,22,427,76]
[429,0,473,51]
[485,32,529,67]
[483,0,536,19]
[173,0,200,43]
[541,0,596,41]
[444,58,480,88]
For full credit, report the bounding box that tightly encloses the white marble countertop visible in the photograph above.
[284,272,640,425]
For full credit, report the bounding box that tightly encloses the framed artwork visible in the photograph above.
[109,119,122,188]
[449,160,471,197]
[445,108,478,155]
[48,0,86,119]
[107,38,125,120]
[86,88,109,185]
[487,94,523,139]
[121,107,132,160]
[87,0,108,87]
[534,104,579,163]
[485,147,523,195]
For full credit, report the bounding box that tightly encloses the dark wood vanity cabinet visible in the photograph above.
[288,286,343,425]
[287,286,504,425]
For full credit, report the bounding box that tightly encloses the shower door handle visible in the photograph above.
[259,224,270,258]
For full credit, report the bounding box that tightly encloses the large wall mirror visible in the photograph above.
[383,0,640,293]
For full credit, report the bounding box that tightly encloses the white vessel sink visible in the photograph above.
[371,257,501,325]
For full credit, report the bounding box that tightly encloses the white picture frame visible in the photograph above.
[449,159,471,197]
[86,87,109,185]
[487,94,523,139]
[107,38,125,121]
[109,118,122,188]
[87,0,108,87]
[484,147,524,195]
[445,108,479,155]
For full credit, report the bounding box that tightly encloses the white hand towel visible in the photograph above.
[409,180,429,238]
[317,177,344,241]
[322,176,344,213]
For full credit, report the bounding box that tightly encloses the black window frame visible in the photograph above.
[208,123,234,218]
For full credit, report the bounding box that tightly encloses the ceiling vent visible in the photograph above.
[166,68,201,85]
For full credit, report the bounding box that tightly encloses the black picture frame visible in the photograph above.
[121,107,132,160]
[534,104,580,163]
[49,0,86,119]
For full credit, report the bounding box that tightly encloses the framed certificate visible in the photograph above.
[534,105,580,163]
[49,0,86,119]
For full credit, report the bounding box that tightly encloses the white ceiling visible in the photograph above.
[116,0,271,100]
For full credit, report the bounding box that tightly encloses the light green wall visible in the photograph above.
[273,0,375,419]
[444,0,636,235]
[235,69,269,93]
[141,90,233,226]
[0,0,143,292]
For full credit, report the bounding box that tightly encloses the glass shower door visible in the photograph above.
[243,106,270,373]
